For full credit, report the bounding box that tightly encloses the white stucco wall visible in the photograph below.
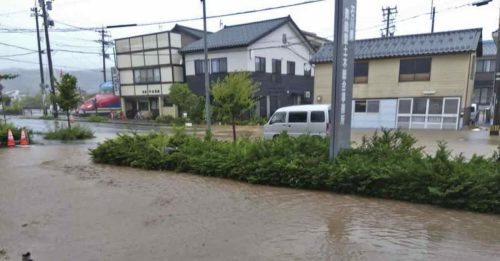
[184,48,248,76]
[248,23,314,76]
[183,22,314,76]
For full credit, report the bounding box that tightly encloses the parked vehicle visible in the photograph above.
[263,104,331,139]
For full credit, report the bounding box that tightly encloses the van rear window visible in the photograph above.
[288,112,307,123]
[311,111,325,122]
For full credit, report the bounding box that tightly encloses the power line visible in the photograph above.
[0,56,99,70]
[0,51,38,58]
[0,41,37,52]
[0,0,327,33]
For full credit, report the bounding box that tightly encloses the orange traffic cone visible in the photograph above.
[20,128,29,146]
[7,129,15,148]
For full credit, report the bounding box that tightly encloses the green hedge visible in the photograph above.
[0,123,32,147]
[89,129,500,214]
[44,125,95,140]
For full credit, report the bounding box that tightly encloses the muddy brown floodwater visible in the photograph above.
[1,143,500,261]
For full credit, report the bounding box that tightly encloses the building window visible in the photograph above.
[412,98,427,114]
[354,61,369,84]
[473,87,491,105]
[211,58,227,74]
[287,61,295,75]
[195,59,208,75]
[272,59,282,82]
[354,100,379,113]
[399,58,431,82]
[255,57,266,72]
[304,63,312,77]
[476,59,496,73]
[133,67,160,84]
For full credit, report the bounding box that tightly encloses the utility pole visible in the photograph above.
[97,27,111,83]
[381,6,397,37]
[201,0,211,133]
[430,0,436,33]
[31,4,47,116]
[40,0,58,117]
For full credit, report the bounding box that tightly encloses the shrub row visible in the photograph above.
[89,129,500,214]
[44,125,95,140]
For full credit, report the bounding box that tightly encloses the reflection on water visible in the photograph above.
[0,144,499,260]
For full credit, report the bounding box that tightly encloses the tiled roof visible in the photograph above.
[171,24,211,40]
[180,16,304,53]
[482,40,497,56]
[311,28,482,63]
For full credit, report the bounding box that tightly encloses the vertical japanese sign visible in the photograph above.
[111,67,120,96]
[330,0,357,159]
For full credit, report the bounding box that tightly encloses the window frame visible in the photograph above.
[399,57,432,82]
[354,100,380,113]
[133,67,161,84]
[195,59,208,75]
[272,59,282,83]
[304,63,312,77]
[287,61,295,75]
[354,61,369,84]
[211,57,228,74]
[255,56,266,72]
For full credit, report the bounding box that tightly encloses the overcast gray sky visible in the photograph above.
[0,0,498,71]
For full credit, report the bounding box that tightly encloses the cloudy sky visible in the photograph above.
[0,0,498,71]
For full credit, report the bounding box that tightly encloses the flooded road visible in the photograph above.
[1,142,499,260]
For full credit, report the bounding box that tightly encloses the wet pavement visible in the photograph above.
[1,140,500,260]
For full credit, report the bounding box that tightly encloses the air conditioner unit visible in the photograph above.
[304,91,311,98]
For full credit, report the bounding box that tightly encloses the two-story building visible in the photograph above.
[473,40,496,124]
[180,16,316,117]
[114,25,208,118]
[312,28,483,130]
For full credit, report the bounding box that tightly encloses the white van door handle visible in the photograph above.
[282,124,291,128]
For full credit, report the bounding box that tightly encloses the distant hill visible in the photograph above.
[1,68,106,95]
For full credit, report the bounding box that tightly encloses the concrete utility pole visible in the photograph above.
[201,0,212,133]
[40,0,58,117]
[381,6,397,37]
[430,0,436,33]
[32,4,47,116]
[97,27,110,83]
[330,0,357,159]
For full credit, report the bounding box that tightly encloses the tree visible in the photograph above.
[0,73,18,123]
[54,74,80,130]
[169,83,205,123]
[211,72,260,142]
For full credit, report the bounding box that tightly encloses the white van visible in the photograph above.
[263,104,331,139]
